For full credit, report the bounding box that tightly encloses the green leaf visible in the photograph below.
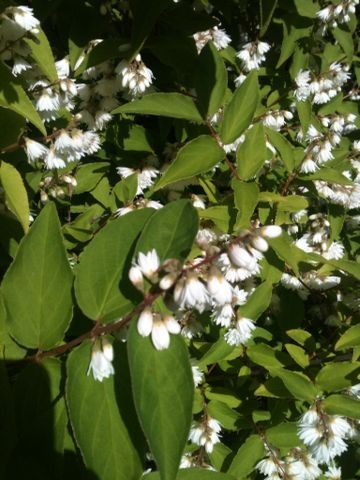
[207,400,241,431]
[266,422,299,449]
[113,174,139,204]
[199,206,232,232]
[112,93,203,123]
[1,203,73,349]
[25,27,58,82]
[135,200,198,262]
[324,258,360,281]
[66,341,142,480]
[145,470,236,480]
[296,100,312,133]
[232,180,259,229]
[195,42,227,117]
[299,168,353,185]
[268,235,310,276]
[247,344,287,368]
[74,209,153,323]
[293,0,319,17]
[335,323,360,351]
[0,161,29,233]
[199,337,237,368]
[286,329,315,349]
[127,320,193,480]
[220,71,259,144]
[227,434,265,478]
[154,136,224,191]
[316,362,360,392]
[323,394,360,420]
[285,344,309,368]
[265,129,295,172]
[74,162,110,194]
[333,27,354,61]
[0,61,45,135]
[239,281,273,319]
[236,123,268,180]
[268,368,318,402]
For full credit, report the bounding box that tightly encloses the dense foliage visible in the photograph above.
[1,0,360,479]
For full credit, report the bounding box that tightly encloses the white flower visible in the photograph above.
[325,465,341,480]
[116,54,154,97]
[23,138,49,162]
[138,310,180,350]
[87,340,115,382]
[189,417,221,453]
[191,360,204,387]
[133,249,160,280]
[228,244,258,271]
[44,148,66,169]
[236,41,270,71]
[261,225,282,238]
[207,266,233,305]
[7,6,40,31]
[193,26,231,53]
[174,273,210,313]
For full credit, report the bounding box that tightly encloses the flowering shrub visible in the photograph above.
[1,1,360,479]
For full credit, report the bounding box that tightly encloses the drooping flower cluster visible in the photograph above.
[193,26,231,53]
[188,416,222,453]
[294,64,350,104]
[236,41,270,72]
[298,405,352,464]
[316,0,359,33]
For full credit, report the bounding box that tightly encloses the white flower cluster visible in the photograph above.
[193,26,231,53]
[300,124,344,174]
[129,226,282,350]
[295,213,344,260]
[316,0,359,32]
[38,172,77,203]
[262,110,293,131]
[189,416,221,453]
[294,64,350,104]
[87,339,114,382]
[298,406,352,464]
[315,174,360,209]
[257,446,321,480]
[116,54,154,97]
[236,41,270,72]
[115,198,163,218]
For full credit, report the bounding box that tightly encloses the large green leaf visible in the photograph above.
[195,42,227,117]
[236,123,268,180]
[232,179,259,229]
[154,136,224,191]
[335,323,360,351]
[127,320,194,480]
[74,209,154,323]
[0,61,45,135]
[0,108,25,149]
[66,341,142,480]
[220,71,259,144]
[135,200,198,262]
[113,93,203,123]
[323,394,360,420]
[268,368,318,402]
[316,362,360,392]
[25,27,58,82]
[227,434,265,478]
[265,129,295,172]
[0,161,29,233]
[266,422,299,449]
[1,203,73,349]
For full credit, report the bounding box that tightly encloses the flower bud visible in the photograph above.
[159,272,177,290]
[261,225,282,238]
[137,308,153,337]
[129,265,144,291]
[250,235,269,252]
